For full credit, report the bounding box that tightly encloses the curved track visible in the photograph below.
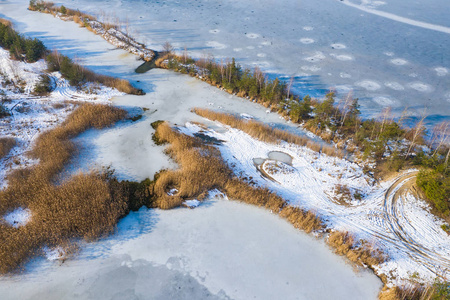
[383,172,450,279]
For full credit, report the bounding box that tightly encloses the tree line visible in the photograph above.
[0,22,46,62]
[159,48,449,216]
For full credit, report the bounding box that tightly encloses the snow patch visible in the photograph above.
[183,199,201,208]
[3,207,31,228]
[206,41,228,49]
[355,80,382,91]
[408,82,433,92]
[300,38,315,44]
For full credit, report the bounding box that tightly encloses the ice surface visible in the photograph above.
[0,199,382,299]
[5,0,446,125]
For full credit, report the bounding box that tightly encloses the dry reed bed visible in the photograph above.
[0,18,12,27]
[0,103,128,273]
[193,108,345,159]
[83,67,144,95]
[378,284,448,300]
[0,137,16,159]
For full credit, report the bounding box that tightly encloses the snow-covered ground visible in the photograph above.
[179,121,450,285]
[0,195,382,300]
[0,47,123,188]
[19,0,449,126]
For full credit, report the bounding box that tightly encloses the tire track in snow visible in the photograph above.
[337,0,450,35]
[383,172,450,278]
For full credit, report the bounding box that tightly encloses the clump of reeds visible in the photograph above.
[0,18,12,27]
[327,231,386,267]
[0,137,16,159]
[193,108,345,158]
[279,206,323,233]
[378,282,449,300]
[0,103,128,273]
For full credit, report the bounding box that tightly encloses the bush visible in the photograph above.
[417,167,450,214]
[0,103,10,118]
[0,23,46,62]
[33,75,52,95]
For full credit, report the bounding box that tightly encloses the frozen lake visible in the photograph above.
[0,198,382,300]
[0,0,445,297]
[15,0,450,125]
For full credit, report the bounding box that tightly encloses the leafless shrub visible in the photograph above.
[0,137,16,159]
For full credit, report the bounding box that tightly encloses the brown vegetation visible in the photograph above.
[0,18,12,27]
[193,108,345,158]
[151,121,323,234]
[379,283,449,300]
[0,137,16,159]
[45,50,144,95]
[327,231,386,268]
[0,103,128,273]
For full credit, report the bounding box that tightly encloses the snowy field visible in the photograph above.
[0,47,123,188]
[9,0,448,126]
[179,121,450,285]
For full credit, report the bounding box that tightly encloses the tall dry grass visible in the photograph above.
[0,103,128,273]
[327,231,386,267]
[378,283,448,300]
[0,137,16,159]
[152,121,323,234]
[0,18,12,27]
[193,108,345,158]
[83,68,144,95]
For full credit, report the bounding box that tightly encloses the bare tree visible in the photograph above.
[371,107,391,140]
[430,121,450,168]
[52,49,62,69]
[406,112,427,158]
[8,60,21,85]
[182,46,188,64]
[445,146,450,167]
[431,121,449,156]
[339,91,354,130]
[286,76,294,99]
[163,41,174,55]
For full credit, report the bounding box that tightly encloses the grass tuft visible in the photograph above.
[0,137,16,159]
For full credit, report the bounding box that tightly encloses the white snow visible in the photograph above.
[85,20,155,61]
[183,199,201,208]
[2,0,448,128]
[3,207,31,228]
[43,246,65,261]
[0,47,123,188]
